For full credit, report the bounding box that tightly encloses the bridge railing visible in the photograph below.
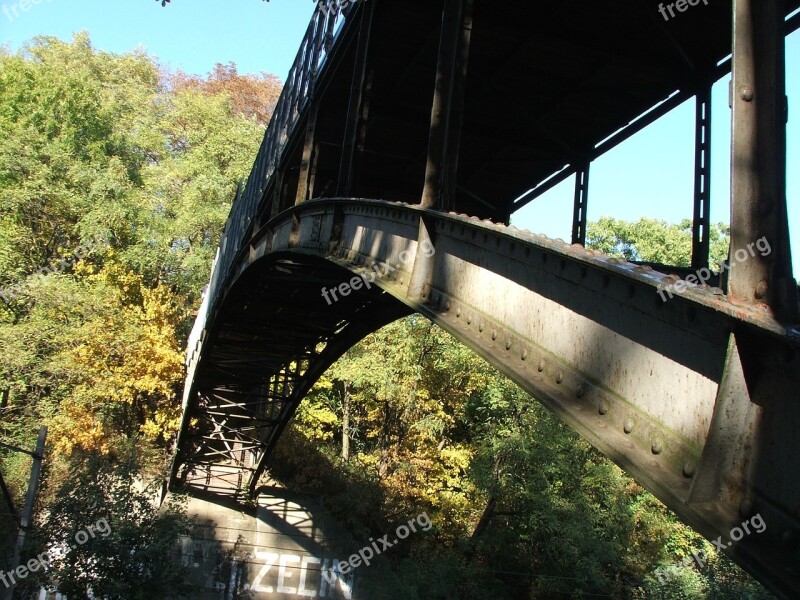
[206,1,356,314]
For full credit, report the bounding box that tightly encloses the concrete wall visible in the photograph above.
[178,485,358,599]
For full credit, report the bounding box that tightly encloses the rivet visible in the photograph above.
[598,401,609,415]
[537,361,545,373]
[399,276,404,285]
[478,322,484,333]
[467,315,472,324]
[521,349,528,361]
[623,419,634,434]
[755,280,768,300]
[651,440,663,455]
[505,340,512,351]
[491,330,497,341]
[556,372,563,384]
[741,86,754,102]
[683,462,695,478]
[446,301,451,311]
[456,308,461,318]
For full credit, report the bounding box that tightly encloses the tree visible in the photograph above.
[169,62,282,127]
[0,34,282,583]
[586,216,729,268]
[22,446,191,600]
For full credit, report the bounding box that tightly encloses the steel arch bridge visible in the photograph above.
[171,1,800,595]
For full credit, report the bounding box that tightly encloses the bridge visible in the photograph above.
[170,1,800,596]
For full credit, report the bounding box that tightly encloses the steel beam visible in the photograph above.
[337,0,375,197]
[295,105,319,205]
[571,162,590,246]
[729,0,797,319]
[692,85,712,269]
[421,0,474,210]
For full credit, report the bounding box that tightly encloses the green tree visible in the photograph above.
[0,34,281,585]
[22,447,191,599]
[586,216,729,268]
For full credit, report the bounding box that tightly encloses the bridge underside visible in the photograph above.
[269,0,800,222]
[173,199,800,597]
[173,254,410,496]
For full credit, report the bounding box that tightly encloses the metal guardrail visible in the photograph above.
[205,2,355,315]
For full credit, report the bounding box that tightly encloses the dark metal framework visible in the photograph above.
[692,84,712,269]
[171,1,800,596]
[571,162,590,246]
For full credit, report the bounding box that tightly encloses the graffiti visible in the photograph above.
[250,552,353,598]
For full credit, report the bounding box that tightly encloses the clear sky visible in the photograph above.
[1,1,798,270]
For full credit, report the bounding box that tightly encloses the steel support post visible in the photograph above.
[729,0,797,320]
[295,105,319,205]
[337,0,375,197]
[571,162,590,246]
[269,170,285,220]
[4,427,46,600]
[692,84,712,269]
[421,0,473,210]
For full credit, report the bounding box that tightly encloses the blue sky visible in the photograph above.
[1,0,798,270]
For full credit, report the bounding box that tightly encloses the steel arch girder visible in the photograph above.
[179,198,800,596]
[244,198,800,595]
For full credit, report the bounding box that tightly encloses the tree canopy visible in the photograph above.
[0,34,279,596]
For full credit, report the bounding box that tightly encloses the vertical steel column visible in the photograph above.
[572,162,590,246]
[295,106,319,205]
[420,0,474,210]
[5,427,46,600]
[337,0,375,197]
[729,0,797,319]
[692,85,712,269]
[269,170,285,220]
